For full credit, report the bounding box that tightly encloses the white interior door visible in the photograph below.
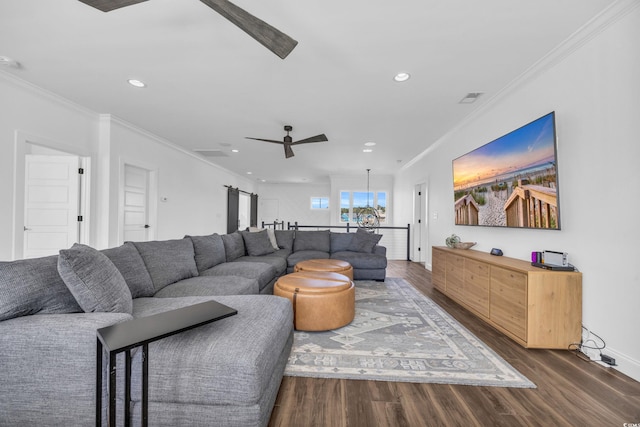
[413,183,426,262]
[23,155,80,258]
[238,192,251,231]
[123,164,150,243]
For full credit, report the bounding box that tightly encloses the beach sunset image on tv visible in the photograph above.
[452,112,560,229]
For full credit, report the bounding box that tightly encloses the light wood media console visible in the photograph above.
[432,246,582,349]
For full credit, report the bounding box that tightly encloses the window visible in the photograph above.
[340,191,387,223]
[311,197,329,209]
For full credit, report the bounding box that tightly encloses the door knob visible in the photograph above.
[144,224,150,229]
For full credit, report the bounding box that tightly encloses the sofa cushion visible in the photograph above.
[274,230,294,252]
[286,250,330,270]
[221,232,246,262]
[153,276,259,297]
[130,295,293,406]
[201,262,277,292]
[58,244,132,314]
[331,251,388,269]
[102,242,155,298]
[0,255,82,321]
[241,230,276,256]
[293,230,330,252]
[132,239,199,292]
[346,228,383,253]
[186,233,226,273]
[233,255,287,276]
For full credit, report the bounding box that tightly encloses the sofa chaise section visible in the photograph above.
[128,295,293,426]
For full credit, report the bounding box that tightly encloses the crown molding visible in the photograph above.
[102,114,251,181]
[0,70,97,120]
[401,0,640,172]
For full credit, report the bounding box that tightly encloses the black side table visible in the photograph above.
[96,300,237,427]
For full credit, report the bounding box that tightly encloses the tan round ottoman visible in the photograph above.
[274,271,355,331]
[293,259,354,281]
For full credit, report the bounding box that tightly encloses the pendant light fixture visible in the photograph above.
[356,169,380,232]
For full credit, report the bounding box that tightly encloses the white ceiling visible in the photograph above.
[0,0,616,184]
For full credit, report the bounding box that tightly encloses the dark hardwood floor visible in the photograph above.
[268,260,640,427]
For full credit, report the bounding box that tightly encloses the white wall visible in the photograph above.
[0,73,97,260]
[99,115,256,247]
[394,3,640,381]
[0,72,255,258]
[257,175,409,259]
[257,182,332,228]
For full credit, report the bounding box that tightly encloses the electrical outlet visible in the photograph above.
[601,354,616,366]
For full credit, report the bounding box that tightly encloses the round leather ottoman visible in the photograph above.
[293,259,354,281]
[274,271,355,331]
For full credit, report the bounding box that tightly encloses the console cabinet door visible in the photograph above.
[490,266,527,341]
[445,254,465,302]
[464,259,490,318]
[432,249,447,292]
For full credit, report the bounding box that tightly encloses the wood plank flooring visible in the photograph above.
[269,260,640,427]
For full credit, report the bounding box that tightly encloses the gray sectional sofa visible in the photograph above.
[0,228,386,426]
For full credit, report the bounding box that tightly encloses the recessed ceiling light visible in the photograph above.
[246,171,252,175]
[127,79,146,88]
[364,142,376,147]
[363,149,373,153]
[393,72,410,82]
[231,149,239,153]
[459,92,484,103]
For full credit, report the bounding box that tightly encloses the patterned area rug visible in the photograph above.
[285,277,535,388]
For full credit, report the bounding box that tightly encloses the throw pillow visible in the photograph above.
[58,243,132,314]
[132,238,199,292]
[248,227,279,250]
[102,242,155,298]
[346,228,382,253]
[221,231,246,261]
[186,233,226,273]
[242,230,276,256]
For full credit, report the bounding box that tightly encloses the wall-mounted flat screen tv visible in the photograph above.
[452,111,560,229]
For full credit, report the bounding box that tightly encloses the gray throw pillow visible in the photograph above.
[186,233,227,273]
[132,239,199,292]
[241,230,276,256]
[293,230,331,252]
[0,255,82,321]
[102,242,155,298]
[58,243,132,314]
[346,228,382,253]
[221,232,246,261]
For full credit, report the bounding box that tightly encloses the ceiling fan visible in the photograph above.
[78,0,298,59]
[246,125,328,159]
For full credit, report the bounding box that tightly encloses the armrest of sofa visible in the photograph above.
[0,312,133,424]
[373,245,387,257]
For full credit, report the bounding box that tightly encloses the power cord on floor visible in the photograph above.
[568,325,607,363]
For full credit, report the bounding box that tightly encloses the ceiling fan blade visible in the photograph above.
[200,0,298,59]
[78,0,148,12]
[245,137,284,145]
[284,144,295,158]
[292,134,328,145]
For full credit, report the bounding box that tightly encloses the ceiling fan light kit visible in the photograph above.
[78,0,297,59]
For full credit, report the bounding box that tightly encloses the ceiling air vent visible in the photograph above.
[193,149,229,158]
[459,92,484,104]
